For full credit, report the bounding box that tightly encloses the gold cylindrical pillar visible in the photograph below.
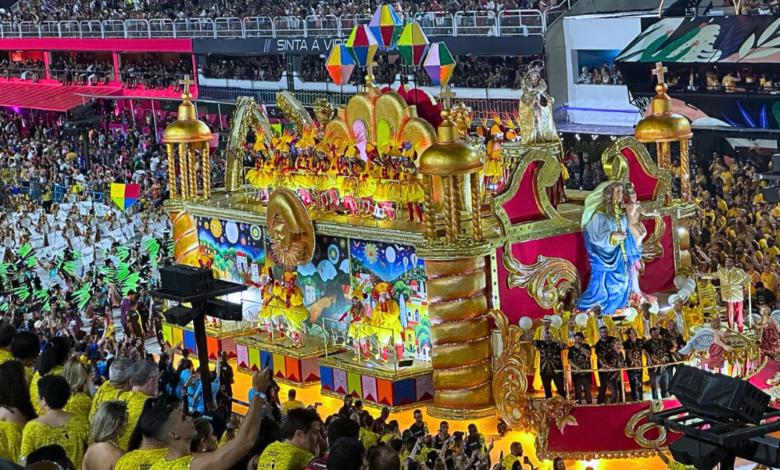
[426,256,493,418]
[188,147,197,198]
[680,139,691,202]
[470,172,482,242]
[166,143,177,200]
[451,175,462,237]
[178,143,189,200]
[424,176,436,240]
[201,142,211,199]
[443,177,454,243]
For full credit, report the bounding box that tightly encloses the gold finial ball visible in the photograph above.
[655,83,668,94]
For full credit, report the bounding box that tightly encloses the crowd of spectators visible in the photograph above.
[49,56,114,86]
[299,54,539,89]
[201,57,285,82]
[0,59,45,83]
[120,57,191,91]
[577,62,623,85]
[3,0,568,25]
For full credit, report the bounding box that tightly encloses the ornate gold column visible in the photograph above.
[679,138,691,201]
[162,76,213,267]
[419,106,494,419]
[635,62,693,204]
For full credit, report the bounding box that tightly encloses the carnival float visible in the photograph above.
[160,9,780,461]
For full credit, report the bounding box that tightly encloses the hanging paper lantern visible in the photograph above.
[423,42,456,86]
[345,25,379,67]
[369,4,403,50]
[326,45,355,86]
[397,22,429,67]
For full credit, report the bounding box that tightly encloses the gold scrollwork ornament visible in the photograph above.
[625,399,667,448]
[488,309,530,430]
[501,242,581,314]
[641,214,667,264]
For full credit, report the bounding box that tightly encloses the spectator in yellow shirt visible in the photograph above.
[281,389,304,416]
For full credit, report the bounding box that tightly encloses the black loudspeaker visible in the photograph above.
[205,299,242,321]
[763,186,780,203]
[163,305,200,326]
[670,435,730,470]
[670,365,769,425]
[160,265,214,295]
[398,359,414,368]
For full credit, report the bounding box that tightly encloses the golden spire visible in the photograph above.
[634,61,691,142]
[163,74,211,143]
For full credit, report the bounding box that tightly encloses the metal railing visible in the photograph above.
[0,11,546,39]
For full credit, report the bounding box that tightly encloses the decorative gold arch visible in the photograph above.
[492,147,580,240]
[277,91,313,130]
[602,137,672,210]
[224,96,274,192]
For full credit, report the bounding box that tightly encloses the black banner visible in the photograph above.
[193,35,543,56]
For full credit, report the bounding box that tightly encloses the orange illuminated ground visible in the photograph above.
[227,367,672,470]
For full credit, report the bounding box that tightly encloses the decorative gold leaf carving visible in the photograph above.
[641,214,666,263]
[501,242,581,314]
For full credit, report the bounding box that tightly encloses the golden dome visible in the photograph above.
[163,78,213,143]
[419,119,483,176]
[163,119,212,143]
[635,83,692,142]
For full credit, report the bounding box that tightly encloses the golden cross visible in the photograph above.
[179,75,195,94]
[652,62,667,85]
[438,85,456,110]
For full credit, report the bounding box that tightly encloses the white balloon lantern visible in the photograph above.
[624,307,638,322]
[519,317,533,331]
[575,313,588,328]
[674,275,686,289]
[550,315,563,329]
[649,303,659,314]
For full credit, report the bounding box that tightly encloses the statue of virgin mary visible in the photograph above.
[575,181,643,315]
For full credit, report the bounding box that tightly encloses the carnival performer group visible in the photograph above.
[246,125,427,222]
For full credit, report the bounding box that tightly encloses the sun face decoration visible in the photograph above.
[364,243,379,265]
[266,188,314,268]
[210,219,222,239]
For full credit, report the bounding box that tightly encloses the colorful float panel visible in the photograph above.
[318,356,434,411]
[162,323,245,360]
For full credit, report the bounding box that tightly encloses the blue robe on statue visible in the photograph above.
[575,211,642,315]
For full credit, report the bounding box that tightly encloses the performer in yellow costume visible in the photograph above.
[339,293,374,359]
[257,260,279,341]
[484,119,505,193]
[400,144,425,223]
[339,140,362,215]
[294,125,318,206]
[279,271,309,347]
[371,282,404,362]
[357,145,381,216]
[246,129,275,201]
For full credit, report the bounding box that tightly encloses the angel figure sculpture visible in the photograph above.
[757,306,780,359]
[680,316,732,374]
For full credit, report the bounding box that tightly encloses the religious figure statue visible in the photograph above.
[517,60,558,145]
[575,181,644,315]
[516,60,566,206]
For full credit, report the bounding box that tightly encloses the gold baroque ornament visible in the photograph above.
[492,147,580,240]
[313,98,334,126]
[224,96,274,192]
[641,214,667,263]
[266,188,315,267]
[625,400,667,448]
[276,91,314,131]
[489,309,529,429]
[501,242,581,314]
[601,137,672,211]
